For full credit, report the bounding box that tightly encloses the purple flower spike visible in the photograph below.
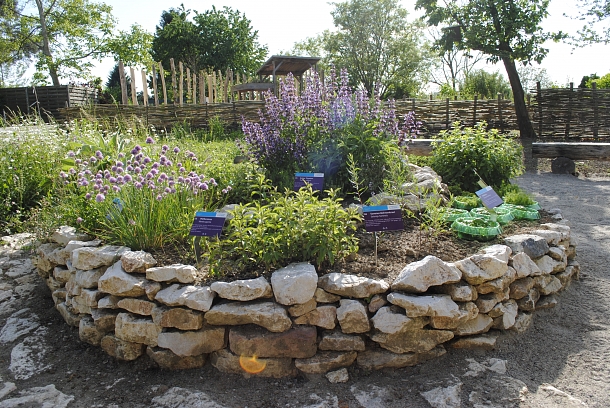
[85,193,92,200]
[95,193,105,203]
[173,147,180,154]
[146,137,155,144]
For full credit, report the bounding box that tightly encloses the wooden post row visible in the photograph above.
[170,58,178,105]
[179,62,184,106]
[118,61,128,105]
[129,67,137,105]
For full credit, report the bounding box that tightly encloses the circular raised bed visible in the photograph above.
[451,216,502,241]
[469,207,515,225]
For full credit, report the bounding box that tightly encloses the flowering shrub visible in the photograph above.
[61,137,231,250]
[241,68,421,193]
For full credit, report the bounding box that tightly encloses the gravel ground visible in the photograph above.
[0,168,608,407]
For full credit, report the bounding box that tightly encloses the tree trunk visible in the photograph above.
[502,56,535,139]
[35,0,60,86]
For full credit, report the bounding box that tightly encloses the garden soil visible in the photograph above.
[1,165,610,407]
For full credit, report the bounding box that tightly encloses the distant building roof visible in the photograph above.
[257,55,321,77]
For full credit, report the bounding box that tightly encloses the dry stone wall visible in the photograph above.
[33,223,579,378]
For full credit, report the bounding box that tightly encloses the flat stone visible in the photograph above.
[98,295,120,309]
[76,289,104,307]
[534,255,562,275]
[432,281,478,302]
[146,347,207,370]
[157,326,226,356]
[0,309,39,343]
[371,327,454,354]
[51,226,91,245]
[210,349,297,378]
[117,298,156,315]
[539,223,571,240]
[314,288,341,303]
[429,302,479,330]
[287,298,317,317]
[370,306,428,334]
[79,316,104,346]
[476,267,516,294]
[114,312,161,347]
[56,302,81,327]
[368,294,387,313]
[295,351,357,374]
[509,277,535,300]
[504,234,549,259]
[532,230,562,245]
[391,256,461,293]
[336,299,370,333]
[63,239,101,253]
[53,266,72,283]
[293,305,337,329]
[453,314,493,336]
[146,264,198,284]
[210,276,273,301]
[74,267,106,288]
[556,266,577,289]
[0,384,73,407]
[151,306,204,330]
[205,301,292,332]
[548,246,567,262]
[100,334,145,361]
[143,280,162,300]
[510,252,542,278]
[98,261,147,297]
[490,299,518,329]
[451,335,497,350]
[475,289,509,314]
[318,331,366,351]
[455,255,508,285]
[91,308,119,332]
[121,251,157,273]
[537,275,562,295]
[326,368,349,383]
[387,293,460,319]
[318,272,389,298]
[356,347,446,370]
[517,288,540,311]
[51,289,67,306]
[229,325,317,358]
[155,284,215,312]
[568,260,580,278]
[271,263,318,306]
[480,244,512,262]
[71,245,130,271]
[536,294,558,310]
[511,312,534,333]
[35,243,62,274]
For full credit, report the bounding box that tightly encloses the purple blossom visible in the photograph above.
[173,147,180,154]
[95,193,105,203]
[76,217,83,223]
[85,193,92,200]
[124,174,132,183]
[145,137,155,144]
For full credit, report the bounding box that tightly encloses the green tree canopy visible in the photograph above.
[151,5,267,77]
[460,69,512,99]
[416,0,565,138]
[575,0,610,44]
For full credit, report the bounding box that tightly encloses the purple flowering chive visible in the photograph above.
[137,175,144,182]
[170,188,176,194]
[179,167,186,173]
[95,193,105,202]
[85,193,92,200]
[173,147,180,154]
[117,161,124,167]
[118,153,125,159]
[93,184,100,191]
[111,166,117,172]
[135,182,143,189]
[177,176,184,183]
[134,167,142,174]
[116,167,124,174]
[103,185,110,193]
[164,187,171,193]
[116,176,124,183]
[75,159,82,165]
[177,162,183,167]
[152,162,159,169]
[151,168,159,176]
[162,144,169,151]
[123,174,132,183]
[156,194,163,201]
[222,189,227,194]
[168,180,175,187]
[90,157,97,164]
[146,172,153,180]
[81,180,89,187]
[112,185,120,192]
[126,165,134,172]
[199,182,209,190]
[95,150,104,159]
[143,157,151,164]
[59,171,68,178]
[76,217,83,223]
[67,151,76,158]
[209,178,217,187]
[129,219,136,226]
[166,160,172,166]
[145,136,155,144]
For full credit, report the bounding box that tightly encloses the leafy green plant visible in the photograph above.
[430,122,524,192]
[502,190,536,206]
[451,194,482,209]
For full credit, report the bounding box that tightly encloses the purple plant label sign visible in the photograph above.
[189,212,228,237]
[476,186,504,209]
[363,205,403,232]
[294,172,324,191]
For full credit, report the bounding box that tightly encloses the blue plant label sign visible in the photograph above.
[189,212,228,237]
[294,172,324,191]
[475,186,504,209]
[363,205,403,232]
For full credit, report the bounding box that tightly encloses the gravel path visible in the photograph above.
[0,172,607,407]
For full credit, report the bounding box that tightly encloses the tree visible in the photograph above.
[575,0,610,44]
[292,0,431,98]
[416,0,565,138]
[151,5,267,77]
[517,65,555,94]
[0,0,152,86]
[460,69,512,99]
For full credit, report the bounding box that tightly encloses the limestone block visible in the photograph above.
[100,334,145,361]
[91,308,119,332]
[475,289,509,314]
[314,288,341,303]
[433,281,478,302]
[490,299,518,329]
[566,245,577,260]
[371,327,454,354]
[51,289,67,306]
[537,275,562,296]
[293,305,337,329]
[51,226,92,245]
[451,335,497,350]
[210,276,273,301]
[368,294,387,313]
[391,256,461,293]
[63,239,101,253]
[556,266,577,289]
[114,312,161,347]
[548,246,567,263]
[295,351,357,374]
[146,264,198,284]
[326,368,349,383]
[539,223,571,241]
[319,331,366,352]
[480,244,512,263]
[143,280,162,301]
[336,299,370,333]
[229,325,317,358]
[210,349,297,378]
[534,255,562,275]
[287,298,317,317]
[271,263,318,306]
[117,298,156,316]
[504,234,549,259]
[453,314,493,336]
[387,293,460,319]
[98,261,147,297]
[77,289,104,307]
[56,302,81,327]
[517,288,540,311]
[35,243,62,274]
[98,295,120,309]
[74,267,106,289]
[370,306,428,334]
[151,306,203,330]
[121,251,156,273]
[157,326,226,356]
[455,254,507,285]
[356,347,446,370]
[429,302,479,330]
[536,294,558,310]
[155,284,215,312]
[511,312,534,334]
[53,266,72,284]
[510,252,542,278]
[509,277,535,300]
[318,272,389,298]
[45,276,63,293]
[146,347,207,370]
[205,301,292,332]
[476,267,516,294]
[71,245,130,271]
[79,315,104,346]
[568,260,580,278]
[532,230,562,246]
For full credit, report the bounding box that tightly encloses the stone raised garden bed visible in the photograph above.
[33,221,579,379]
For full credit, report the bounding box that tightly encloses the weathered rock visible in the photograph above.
[53,266,72,284]
[336,299,370,333]
[370,306,428,334]
[568,260,580,278]
[157,326,226,356]
[287,298,317,317]
[114,313,161,347]
[45,276,63,293]
[536,294,558,309]
[480,244,512,262]
[566,245,577,260]
[517,288,540,311]
[318,272,389,299]
[293,305,337,329]
[121,251,156,273]
[51,226,91,246]
[271,263,318,306]
[146,264,198,284]
[56,302,81,327]
[490,299,518,329]
[229,325,317,358]
[475,289,509,314]
[295,351,357,374]
[205,301,292,332]
[314,288,341,303]
[326,368,349,383]
[455,254,508,285]
[433,281,478,302]
[510,252,543,278]
[35,243,61,274]
[151,306,203,330]
[451,335,497,350]
[210,277,273,301]
[476,267,516,294]
[532,230,562,245]
[63,239,101,253]
[319,331,366,351]
[143,280,162,301]
[74,267,106,289]
[388,293,460,319]
[98,261,147,297]
[539,223,571,241]
[548,246,567,263]
[391,256,461,293]
[155,284,215,312]
[79,316,104,346]
[91,308,119,332]
[556,266,577,289]
[210,349,297,378]
[371,327,454,354]
[368,294,387,313]
[146,347,207,370]
[51,289,67,306]
[537,275,562,295]
[429,302,479,330]
[511,312,534,333]
[116,298,156,316]
[76,289,104,307]
[71,245,130,271]
[534,255,563,275]
[453,314,493,336]
[504,234,549,259]
[356,347,446,370]
[509,277,535,300]
[98,295,120,309]
[100,334,145,361]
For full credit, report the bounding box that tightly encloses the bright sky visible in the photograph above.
[89,0,610,89]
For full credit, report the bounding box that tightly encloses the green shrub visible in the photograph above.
[430,122,523,192]
[502,190,535,206]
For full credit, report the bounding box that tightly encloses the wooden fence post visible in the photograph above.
[537,82,542,138]
[186,67,191,104]
[118,61,128,105]
[207,74,213,103]
[566,82,573,139]
[179,62,184,106]
[199,71,205,103]
[152,65,159,106]
[192,72,197,104]
[224,68,230,103]
[159,62,167,105]
[593,81,599,139]
[141,69,148,107]
[497,93,503,132]
[170,59,178,105]
[129,67,137,105]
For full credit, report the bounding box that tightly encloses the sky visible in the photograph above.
[88,0,610,90]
